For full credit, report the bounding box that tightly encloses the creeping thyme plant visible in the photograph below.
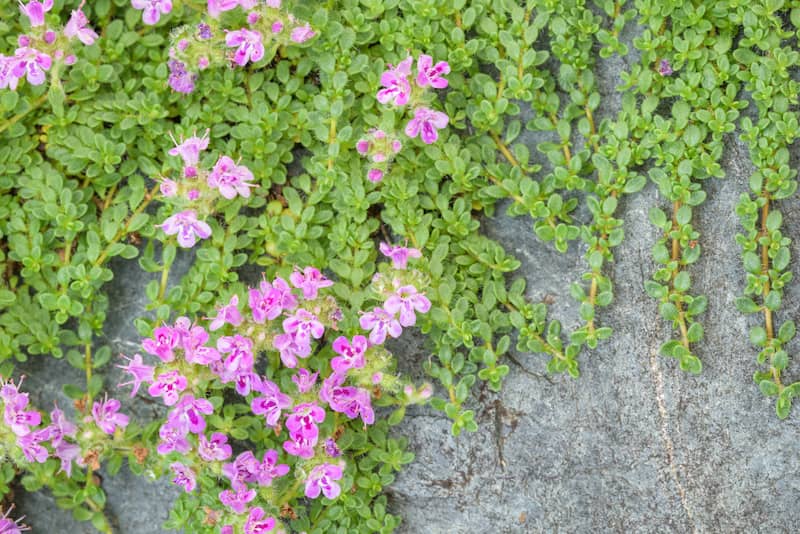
[3,0,800,531]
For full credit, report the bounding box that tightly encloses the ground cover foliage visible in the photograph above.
[0,0,799,531]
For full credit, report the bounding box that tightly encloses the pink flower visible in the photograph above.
[305,463,344,499]
[248,276,297,322]
[214,335,254,383]
[282,431,316,459]
[249,449,289,487]
[291,368,318,393]
[48,405,77,447]
[405,107,449,144]
[208,156,257,199]
[148,370,188,406]
[3,392,41,436]
[384,285,431,327]
[54,441,81,477]
[19,0,52,26]
[377,57,413,106]
[168,129,209,168]
[282,309,325,341]
[226,29,264,66]
[272,331,311,368]
[0,505,29,533]
[160,210,212,248]
[416,54,450,89]
[207,0,238,18]
[116,353,155,397]
[320,373,374,425]
[170,462,196,492]
[168,394,213,433]
[367,168,384,182]
[285,402,325,440]
[244,507,276,534]
[131,0,172,25]
[290,23,315,43]
[11,48,51,86]
[63,7,98,45]
[331,335,367,374]
[251,380,292,427]
[142,326,179,362]
[289,267,333,300]
[198,432,233,462]
[92,397,129,435]
[359,307,402,345]
[17,429,50,463]
[209,294,244,331]
[0,55,20,91]
[157,423,191,454]
[219,488,256,513]
[379,242,422,269]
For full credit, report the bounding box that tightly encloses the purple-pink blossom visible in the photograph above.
[11,48,51,86]
[209,294,244,331]
[249,449,289,487]
[377,57,413,106]
[0,506,29,533]
[92,397,129,435]
[157,422,191,455]
[384,285,432,327]
[405,107,449,144]
[54,441,81,477]
[207,0,238,18]
[116,353,155,397]
[244,507,275,534]
[167,59,196,94]
[219,487,256,513]
[283,309,325,341]
[208,156,257,199]
[331,335,368,374]
[291,368,318,393]
[19,0,52,27]
[148,370,188,406]
[17,429,49,463]
[170,462,197,493]
[305,463,344,499]
[290,23,315,43]
[63,7,98,45]
[251,380,292,427]
[320,372,375,425]
[273,330,311,368]
[359,307,402,345]
[226,29,264,66]
[289,267,333,300]
[285,403,325,439]
[3,391,41,436]
[168,129,209,169]
[160,210,212,248]
[142,325,179,362]
[379,242,422,269]
[168,394,213,433]
[131,0,173,25]
[48,405,77,447]
[248,276,297,323]
[198,432,233,462]
[416,54,450,89]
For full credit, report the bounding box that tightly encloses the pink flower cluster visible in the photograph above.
[375,54,450,144]
[356,129,403,182]
[0,378,128,477]
[0,0,97,90]
[118,254,435,527]
[157,130,257,248]
[156,0,315,93]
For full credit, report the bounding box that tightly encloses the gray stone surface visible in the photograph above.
[12,23,800,534]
